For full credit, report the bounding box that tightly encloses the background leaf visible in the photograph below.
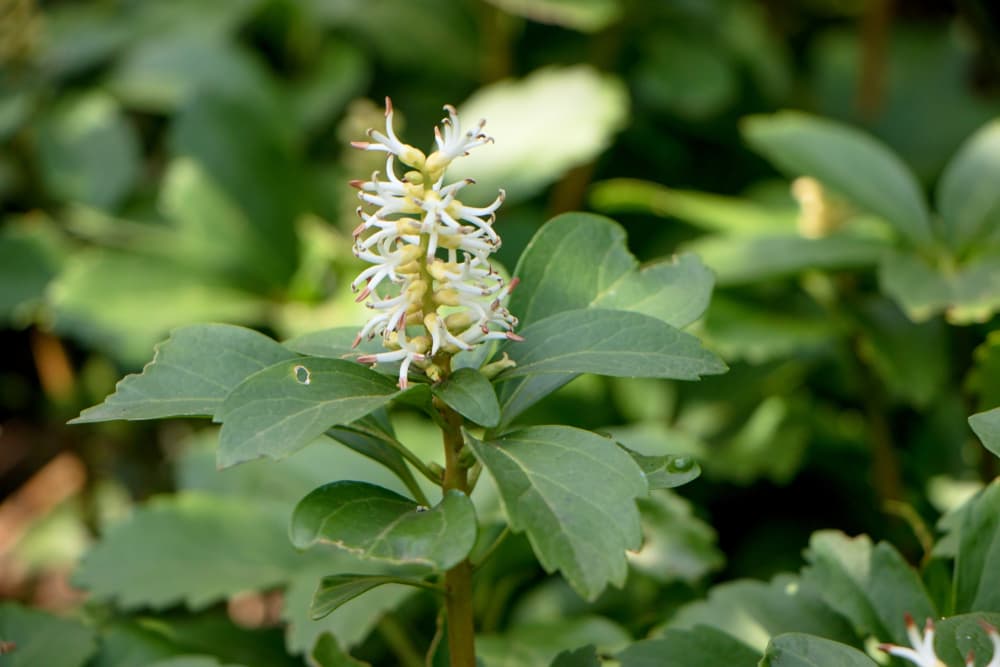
[759,634,877,667]
[936,119,1000,252]
[743,111,933,247]
[618,627,759,667]
[0,604,96,667]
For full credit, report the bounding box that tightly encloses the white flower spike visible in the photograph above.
[350,98,520,389]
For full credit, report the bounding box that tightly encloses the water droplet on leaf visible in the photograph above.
[667,456,693,473]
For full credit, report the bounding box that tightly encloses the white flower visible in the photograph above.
[879,616,1000,667]
[350,98,520,388]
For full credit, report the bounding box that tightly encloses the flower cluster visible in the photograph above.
[879,615,1000,667]
[350,98,521,388]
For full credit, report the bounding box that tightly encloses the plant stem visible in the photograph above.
[436,398,477,667]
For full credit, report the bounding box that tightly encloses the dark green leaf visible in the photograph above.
[954,480,1000,612]
[215,358,399,468]
[742,111,933,248]
[432,368,501,427]
[311,575,429,620]
[509,212,711,328]
[618,627,759,667]
[549,645,600,667]
[759,634,877,667]
[284,327,385,359]
[0,221,66,326]
[0,603,96,667]
[937,119,1000,252]
[499,309,726,381]
[290,482,476,570]
[800,530,936,645]
[467,426,647,600]
[476,617,630,667]
[35,93,140,210]
[970,408,1000,458]
[72,324,294,423]
[933,613,1000,667]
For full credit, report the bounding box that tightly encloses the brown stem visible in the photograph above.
[857,0,893,119]
[436,398,476,667]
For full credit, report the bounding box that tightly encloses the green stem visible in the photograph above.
[436,398,477,667]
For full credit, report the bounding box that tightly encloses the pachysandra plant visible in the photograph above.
[71,99,725,666]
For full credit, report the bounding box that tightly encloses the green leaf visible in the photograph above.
[215,358,399,468]
[476,617,630,667]
[35,93,140,210]
[169,91,300,285]
[629,492,723,584]
[283,564,414,654]
[467,426,647,600]
[618,627,759,667]
[284,327,385,359]
[74,492,301,610]
[937,120,1000,252]
[759,634,877,667]
[510,212,711,328]
[290,42,369,134]
[954,480,1000,612]
[448,66,628,202]
[933,613,1000,667]
[549,645,600,667]
[879,250,1000,323]
[484,0,621,32]
[684,233,887,286]
[431,368,501,427]
[326,424,426,503]
[634,34,737,119]
[0,220,66,326]
[49,250,265,365]
[499,309,726,381]
[290,482,477,570]
[970,408,1000,458]
[147,658,240,667]
[0,603,96,667]
[742,111,933,248]
[310,633,371,667]
[664,575,857,652]
[800,530,936,645]
[622,449,701,490]
[311,575,429,620]
[72,324,294,423]
[589,178,796,235]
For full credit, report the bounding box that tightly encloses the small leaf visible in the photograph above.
[485,0,621,32]
[800,530,936,645]
[759,634,877,667]
[73,324,294,423]
[550,645,600,667]
[311,575,428,620]
[431,368,501,427]
[970,408,1000,458]
[620,447,701,490]
[467,426,647,600]
[0,603,97,667]
[954,480,1000,612]
[290,482,477,570]
[618,627,759,667]
[879,249,1000,324]
[743,111,933,248]
[215,358,399,468]
[74,492,302,610]
[937,119,1000,252]
[499,309,726,381]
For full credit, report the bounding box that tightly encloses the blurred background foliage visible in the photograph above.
[4,0,1000,665]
